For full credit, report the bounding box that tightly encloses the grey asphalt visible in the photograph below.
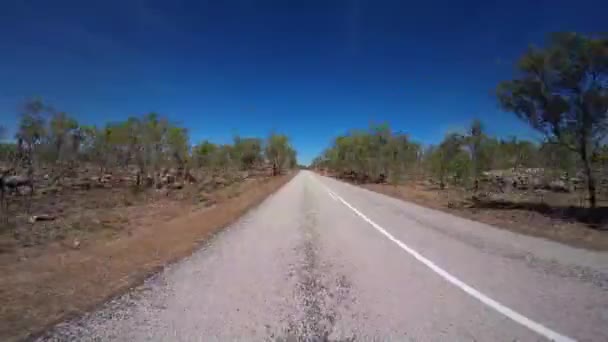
[39,171,608,341]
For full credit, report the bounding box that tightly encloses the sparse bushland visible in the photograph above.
[497,32,608,208]
[312,121,608,246]
[312,32,608,246]
[0,97,297,248]
[0,98,299,341]
[311,121,588,192]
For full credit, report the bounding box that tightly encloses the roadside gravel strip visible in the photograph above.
[39,171,608,341]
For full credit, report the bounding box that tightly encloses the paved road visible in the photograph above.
[40,171,608,341]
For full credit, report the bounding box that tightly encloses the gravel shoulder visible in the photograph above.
[1,174,294,342]
[361,182,608,251]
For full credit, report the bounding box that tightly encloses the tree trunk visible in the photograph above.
[272,160,278,176]
[0,176,6,225]
[26,150,34,214]
[582,155,596,208]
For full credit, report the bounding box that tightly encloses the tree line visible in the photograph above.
[311,121,578,182]
[313,32,607,208]
[1,98,298,190]
[311,124,421,184]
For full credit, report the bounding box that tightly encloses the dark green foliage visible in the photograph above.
[232,136,263,169]
[0,143,17,162]
[191,134,296,174]
[497,32,607,207]
[312,124,421,183]
[426,133,466,188]
[264,133,297,175]
[193,140,218,168]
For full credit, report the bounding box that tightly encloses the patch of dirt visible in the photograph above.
[0,172,296,342]
[0,167,265,252]
[361,182,608,251]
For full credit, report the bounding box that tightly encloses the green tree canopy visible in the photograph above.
[312,124,421,183]
[497,32,608,207]
[265,133,296,174]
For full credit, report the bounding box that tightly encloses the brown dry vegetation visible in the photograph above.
[0,171,296,341]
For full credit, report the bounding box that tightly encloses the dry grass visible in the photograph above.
[362,182,608,251]
[0,172,296,341]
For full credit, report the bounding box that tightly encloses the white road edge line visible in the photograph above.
[321,183,575,342]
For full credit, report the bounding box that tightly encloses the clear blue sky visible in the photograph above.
[0,0,605,164]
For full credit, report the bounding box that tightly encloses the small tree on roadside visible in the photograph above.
[265,133,295,175]
[14,98,52,212]
[17,99,48,166]
[465,119,484,191]
[429,133,465,189]
[497,32,608,207]
[494,137,538,170]
[0,126,12,163]
[193,140,218,169]
[0,143,16,163]
[47,112,79,182]
[48,112,78,162]
[79,125,109,176]
[166,125,190,174]
[232,136,263,170]
[141,113,167,184]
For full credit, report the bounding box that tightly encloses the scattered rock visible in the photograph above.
[92,181,106,189]
[156,188,170,196]
[184,171,197,184]
[534,189,549,199]
[481,168,582,193]
[570,177,583,185]
[549,180,570,193]
[39,186,61,195]
[161,174,176,185]
[213,177,227,186]
[239,171,250,180]
[471,193,489,202]
[198,192,216,206]
[144,175,154,187]
[529,178,545,190]
[4,175,31,188]
[169,182,184,190]
[71,180,91,190]
[28,214,56,223]
[17,186,33,196]
[173,191,187,200]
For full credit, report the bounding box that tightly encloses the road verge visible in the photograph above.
[0,172,297,341]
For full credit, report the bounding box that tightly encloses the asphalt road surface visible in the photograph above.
[40,171,608,341]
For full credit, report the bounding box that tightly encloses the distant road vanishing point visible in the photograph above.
[40,171,608,341]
